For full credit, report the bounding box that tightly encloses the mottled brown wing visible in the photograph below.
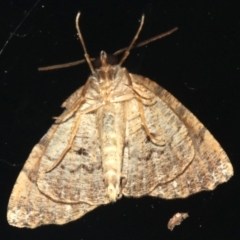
[7,123,97,228]
[122,74,233,199]
[61,85,83,109]
[122,76,194,197]
[36,101,109,205]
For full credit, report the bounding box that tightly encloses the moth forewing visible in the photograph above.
[7,12,233,228]
[130,74,233,198]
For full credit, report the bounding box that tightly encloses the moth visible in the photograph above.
[7,13,233,228]
[167,212,189,231]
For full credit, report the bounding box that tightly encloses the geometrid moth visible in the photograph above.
[7,13,233,228]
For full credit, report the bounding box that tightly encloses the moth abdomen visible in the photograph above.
[98,104,125,201]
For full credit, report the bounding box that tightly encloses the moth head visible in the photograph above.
[91,51,121,83]
[93,51,118,69]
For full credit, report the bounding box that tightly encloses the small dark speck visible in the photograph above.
[76,148,88,156]
[145,136,151,143]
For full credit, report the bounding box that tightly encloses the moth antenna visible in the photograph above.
[113,27,178,56]
[75,12,95,73]
[38,16,177,71]
[119,14,145,66]
[38,58,92,71]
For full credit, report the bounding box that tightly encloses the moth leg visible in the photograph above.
[53,97,85,123]
[29,122,60,179]
[46,103,103,173]
[53,79,91,123]
[110,93,134,103]
[137,98,165,146]
[124,69,165,145]
[126,85,154,100]
[124,70,154,100]
[45,114,83,172]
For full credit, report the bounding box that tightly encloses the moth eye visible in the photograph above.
[93,54,118,68]
[107,54,118,65]
[92,58,102,69]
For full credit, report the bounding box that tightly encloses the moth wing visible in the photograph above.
[122,75,194,197]
[8,93,110,228]
[7,123,97,228]
[61,86,83,109]
[122,74,233,199]
[36,100,109,205]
